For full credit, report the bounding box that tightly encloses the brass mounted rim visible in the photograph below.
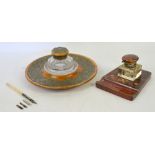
[25,53,97,90]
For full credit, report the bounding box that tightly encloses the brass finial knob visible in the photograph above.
[122,54,139,68]
[52,47,69,60]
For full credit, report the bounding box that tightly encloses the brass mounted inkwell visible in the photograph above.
[118,54,142,81]
[43,47,79,80]
[96,54,151,101]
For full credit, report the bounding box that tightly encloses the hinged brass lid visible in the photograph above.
[52,47,69,60]
[122,54,139,68]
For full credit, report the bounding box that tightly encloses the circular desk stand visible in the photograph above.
[26,53,97,90]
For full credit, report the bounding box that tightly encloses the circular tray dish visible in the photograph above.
[26,54,97,90]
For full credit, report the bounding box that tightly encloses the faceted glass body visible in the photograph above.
[118,63,142,81]
[44,55,78,76]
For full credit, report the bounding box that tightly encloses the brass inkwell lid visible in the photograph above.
[26,47,97,90]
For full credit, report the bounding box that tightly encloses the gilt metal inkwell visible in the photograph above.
[26,47,97,90]
[96,54,151,101]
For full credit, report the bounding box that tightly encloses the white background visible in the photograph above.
[0,0,155,42]
[0,42,154,112]
[0,0,155,155]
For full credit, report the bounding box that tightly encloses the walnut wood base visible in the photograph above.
[96,68,151,101]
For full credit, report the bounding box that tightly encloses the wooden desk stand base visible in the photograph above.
[96,68,151,101]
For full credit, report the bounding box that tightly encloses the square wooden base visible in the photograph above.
[96,68,151,101]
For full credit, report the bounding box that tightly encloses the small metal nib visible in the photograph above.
[23,99,31,106]
[20,102,28,108]
[16,105,24,110]
[22,93,37,104]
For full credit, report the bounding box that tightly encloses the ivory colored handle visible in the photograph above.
[6,83,23,95]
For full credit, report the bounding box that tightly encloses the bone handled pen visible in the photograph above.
[6,83,37,104]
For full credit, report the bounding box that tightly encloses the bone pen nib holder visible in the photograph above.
[96,54,151,101]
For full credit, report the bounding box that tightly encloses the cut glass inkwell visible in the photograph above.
[96,54,151,101]
[118,54,142,81]
[44,47,79,76]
